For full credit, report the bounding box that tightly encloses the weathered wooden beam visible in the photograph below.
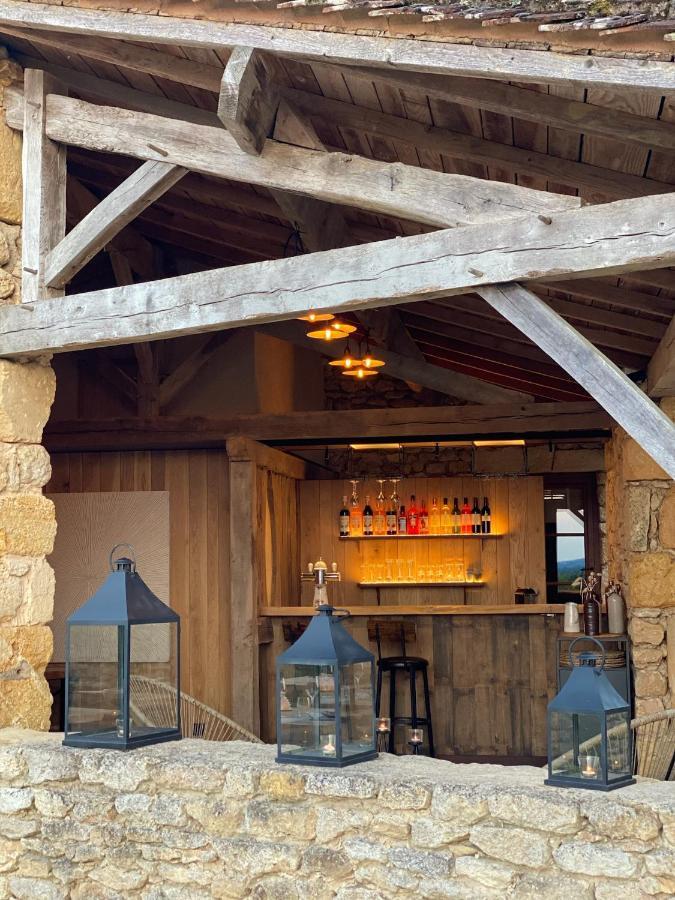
[478,283,675,478]
[218,47,279,155]
[285,87,675,201]
[0,193,673,357]
[647,315,675,398]
[1,1,673,91]
[44,401,613,452]
[5,89,580,228]
[11,52,220,129]
[1,24,222,92]
[345,68,675,153]
[263,321,530,403]
[21,69,66,302]
[46,160,186,289]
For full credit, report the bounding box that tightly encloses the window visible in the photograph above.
[544,474,600,604]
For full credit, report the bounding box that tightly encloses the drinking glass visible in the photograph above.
[407,559,415,582]
[296,694,311,718]
[385,559,393,582]
[396,558,404,582]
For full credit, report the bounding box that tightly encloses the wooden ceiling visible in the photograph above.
[2,27,674,403]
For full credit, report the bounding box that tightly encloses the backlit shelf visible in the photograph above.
[358,582,485,589]
[339,533,502,540]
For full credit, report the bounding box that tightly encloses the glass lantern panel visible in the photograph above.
[66,625,123,741]
[606,711,632,781]
[339,661,374,759]
[129,622,179,738]
[279,663,337,760]
[550,710,603,782]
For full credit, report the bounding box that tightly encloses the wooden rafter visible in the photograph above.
[647,315,675,398]
[1,1,674,91]
[3,89,581,229]
[0,193,673,358]
[218,47,279,156]
[477,284,675,478]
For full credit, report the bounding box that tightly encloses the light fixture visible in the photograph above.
[298,312,335,323]
[361,353,385,369]
[473,439,526,447]
[307,321,357,341]
[342,367,377,379]
[329,353,362,370]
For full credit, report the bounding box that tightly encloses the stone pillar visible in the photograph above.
[0,50,57,730]
[605,398,675,717]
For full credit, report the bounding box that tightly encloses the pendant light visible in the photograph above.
[342,367,378,379]
[298,312,335,324]
[328,340,361,370]
[307,321,357,341]
[361,336,385,370]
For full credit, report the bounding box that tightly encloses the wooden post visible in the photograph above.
[21,69,66,302]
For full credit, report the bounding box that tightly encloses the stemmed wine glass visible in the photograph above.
[389,477,401,510]
[349,479,360,508]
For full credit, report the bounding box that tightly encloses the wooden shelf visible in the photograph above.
[339,533,502,540]
[358,582,485,589]
[261,604,566,617]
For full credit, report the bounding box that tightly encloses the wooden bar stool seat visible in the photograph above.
[368,620,435,757]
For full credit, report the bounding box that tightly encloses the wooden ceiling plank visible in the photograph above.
[538,278,675,318]
[2,1,674,91]
[1,192,674,358]
[478,283,675,478]
[647,315,675,398]
[5,89,583,229]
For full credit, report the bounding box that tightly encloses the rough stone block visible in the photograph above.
[553,840,638,877]
[0,362,55,444]
[625,484,652,551]
[214,836,301,877]
[629,552,675,609]
[622,437,670,482]
[259,771,305,802]
[454,855,515,889]
[645,847,675,876]
[244,799,316,841]
[634,668,668,699]
[388,846,453,878]
[659,487,675,550]
[487,788,579,834]
[0,745,26,781]
[632,646,665,667]
[186,798,242,836]
[411,815,471,847]
[300,846,352,878]
[431,785,488,826]
[369,807,415,839]
[510,872,594,899]
[0,626,53,730]
[629,618,665,646]
[584,800,660,841]
[305,771,377,800]
[342,838,388,864]
[378,780,430,810]
[222,766,259,798]
[8,875,66,900]
[0,788,32,814]
[315,806,372,843]
[79,751,150,792]
[354,860,418,893]
[0,556,54,626]
[0,121,22,227]
[469,823,549,868]
[152,758,225,793]
[0,444,51,495]
[0,495,56,556]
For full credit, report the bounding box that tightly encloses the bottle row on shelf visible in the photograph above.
[339,493,492,538]
[360,558,482,585]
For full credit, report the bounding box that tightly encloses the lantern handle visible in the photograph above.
[332,607,351,620]
[109,543,136,572]
[568,636,606,673]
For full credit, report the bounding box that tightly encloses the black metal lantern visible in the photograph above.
[276,605,376,767]
[63,545,181,751]
[546,637,634,791]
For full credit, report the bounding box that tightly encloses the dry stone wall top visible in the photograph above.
[0,732,674,899]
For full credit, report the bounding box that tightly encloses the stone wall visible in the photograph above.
[605,399,675,718]
[0,53,57,731]
[0,733,674,899]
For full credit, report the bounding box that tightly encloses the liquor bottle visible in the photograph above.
[472,497,481,534]
[398,505,407,535]
[452,498,461,535]
[430,497,441,535]
[419,499,429,535]
[374,495,387,536]
[481,496,492,534]
[350,494,363,536]
[363,496,374,536]
[461,497,471,534]
[407,495,419,535]
[339,496,350,538]
[386,500,397,536]
[440,498,451,535]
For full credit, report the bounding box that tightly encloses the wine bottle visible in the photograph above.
[374,494,386,536]
[481,496,492,534]
[350,494,363,536]
[386,500,397,535]
[419,499,429,535]
[398,505,407,535]
[440,498,451,535]
[461,497,471,534]
[472,497,481,534]
[452,498,461,535]
[339,496,350,538]
[363,496,374,536]
[407,495,419,535]
[430,497,441,535]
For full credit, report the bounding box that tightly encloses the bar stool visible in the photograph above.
[368,620,435,757]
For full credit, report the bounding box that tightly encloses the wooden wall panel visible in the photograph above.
[46,450,231,716]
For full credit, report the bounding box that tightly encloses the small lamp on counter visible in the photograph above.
[376,717,391,753]
[276,605,376,767]
[63,544,181,751]
[408,727,424,755]
[546,637,634,791]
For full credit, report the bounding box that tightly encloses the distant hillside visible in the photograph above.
[558,559,585,583]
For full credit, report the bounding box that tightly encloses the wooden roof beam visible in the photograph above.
[478,284,675,478]
[4,89,581,230]
[647,315,675,398]
[1,1,674,91]
[0,193,673,359]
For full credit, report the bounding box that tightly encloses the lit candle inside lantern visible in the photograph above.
[409,727,423,745]
[376,717,391,733]
[322,733,336,755]
[580,755,599,778]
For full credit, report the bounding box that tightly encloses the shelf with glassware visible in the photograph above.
[339,534,503,540]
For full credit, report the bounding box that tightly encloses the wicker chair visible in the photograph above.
[632,709,675,781]
[130,675,262,743]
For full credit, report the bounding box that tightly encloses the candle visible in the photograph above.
[409,727,423,745]
[580,755,599,778]
[322,734,336,755]
[376,717,391,733]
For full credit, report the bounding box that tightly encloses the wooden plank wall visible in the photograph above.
[47,450,231,716]
[296,476,547,608]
